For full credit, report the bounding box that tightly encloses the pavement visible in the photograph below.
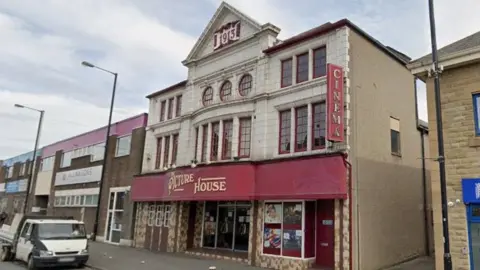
[0,260,89,270]
[383,256,435,270]
[86,241,264,270]
[86,241,435,270]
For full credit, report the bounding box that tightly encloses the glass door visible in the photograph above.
[216,206,235,249]
[233,206,250,251]
[105,190,126,244]
[469,204,480,269]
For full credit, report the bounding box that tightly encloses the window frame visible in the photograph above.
[171,134,179,165]
[312,102,326,150]
[163,136,170,168]
[278,110,292,154]
[202,87,214,106]
[222,120,234,160]
[155,137,163,169]
[238,117,252,158]
[201,125,208,162]
[294,106,308,152]
[390,116,401,156]
[194,127,199,161]
[176,95,182,117]
[167,98,174,120]
[473,93,480,136]
[219,81,233,102]
[296,52,309,84]
[115,135,132,157]
[391,129,401,156]
[238,74,253,97]
[160,100,166,122]
[281,58,293,88]
[312,46,327,79]
[210,122,220,161]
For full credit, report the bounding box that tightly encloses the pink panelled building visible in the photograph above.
[30,113,147,245]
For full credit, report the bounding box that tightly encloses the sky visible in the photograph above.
[1,0,479,160]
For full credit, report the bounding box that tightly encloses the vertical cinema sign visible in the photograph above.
[326,64,345,142]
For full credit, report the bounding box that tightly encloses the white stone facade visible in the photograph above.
[142,9,350,174]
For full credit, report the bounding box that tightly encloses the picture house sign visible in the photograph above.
[213,20,241,50]
[326,63,345,142]
[168,172,227,195]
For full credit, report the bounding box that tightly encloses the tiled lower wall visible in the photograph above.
[253,202,315,270]
[133,200,349,270]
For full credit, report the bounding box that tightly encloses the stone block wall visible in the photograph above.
[425,62,480,270]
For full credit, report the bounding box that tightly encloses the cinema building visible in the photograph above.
[29,113,147,245]
[130,2,430,270]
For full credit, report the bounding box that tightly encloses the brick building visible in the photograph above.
[130,2,431,270]
[27,113,147,245]
[0,150,42,222]
[408,30,480,269]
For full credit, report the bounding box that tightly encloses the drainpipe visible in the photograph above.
[341,153,353,270]
[413,77,430,256]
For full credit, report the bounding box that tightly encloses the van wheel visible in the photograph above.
[27,255,36,270]
[0,247,11,261]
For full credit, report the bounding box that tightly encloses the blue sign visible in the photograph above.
[462,178,480,203]
[5,181,19,193]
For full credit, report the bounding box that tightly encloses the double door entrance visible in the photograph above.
[201,201,251,251]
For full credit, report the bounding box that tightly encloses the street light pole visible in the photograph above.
[82,61,118,241]
[14,104,44,214]
[428,0,452,269]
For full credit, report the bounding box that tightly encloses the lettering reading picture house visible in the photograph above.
[130,2,431,270]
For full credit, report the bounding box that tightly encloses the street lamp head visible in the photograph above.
[81,61,95,68]
[14,104,25,108]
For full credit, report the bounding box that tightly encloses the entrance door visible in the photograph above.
[105,190,126,244]
[468,204,480,268]
[186,202,197,249]
[316,200,334,268]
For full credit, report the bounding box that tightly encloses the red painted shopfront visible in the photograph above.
[131,154,348,268]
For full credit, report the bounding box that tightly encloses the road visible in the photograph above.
[0,260,89,269]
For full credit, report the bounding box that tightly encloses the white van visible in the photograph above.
[0,214,89,269]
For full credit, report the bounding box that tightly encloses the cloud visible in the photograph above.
[1,0,479,159]
[0,89,144,159]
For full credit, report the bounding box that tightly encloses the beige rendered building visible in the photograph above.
[408,30,480,270]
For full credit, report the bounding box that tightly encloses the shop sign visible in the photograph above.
[54,165,103,186]
[462,178,480,203]
[168,172,227,195]
[326,63,345,142]
[5,179,27,193]
[213,20,241,51]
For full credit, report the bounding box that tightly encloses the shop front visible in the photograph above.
[131,154,348,269]
[462,178,480,268]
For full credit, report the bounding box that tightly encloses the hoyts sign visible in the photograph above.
[326,64,345,142]
[213,21,241,50]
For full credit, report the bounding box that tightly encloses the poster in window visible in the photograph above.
[283,202,302,225]
[264,203,282,224]
[263,228,281,249]
[283,229,302,250]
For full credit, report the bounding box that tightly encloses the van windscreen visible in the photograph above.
[37,223,86,240]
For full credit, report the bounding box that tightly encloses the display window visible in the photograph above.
[201,201,252,252]
[263,201,315,258]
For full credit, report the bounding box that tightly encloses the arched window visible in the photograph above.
[219,81,232,101]
[238,74,252,96]
[202,87,214,106]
